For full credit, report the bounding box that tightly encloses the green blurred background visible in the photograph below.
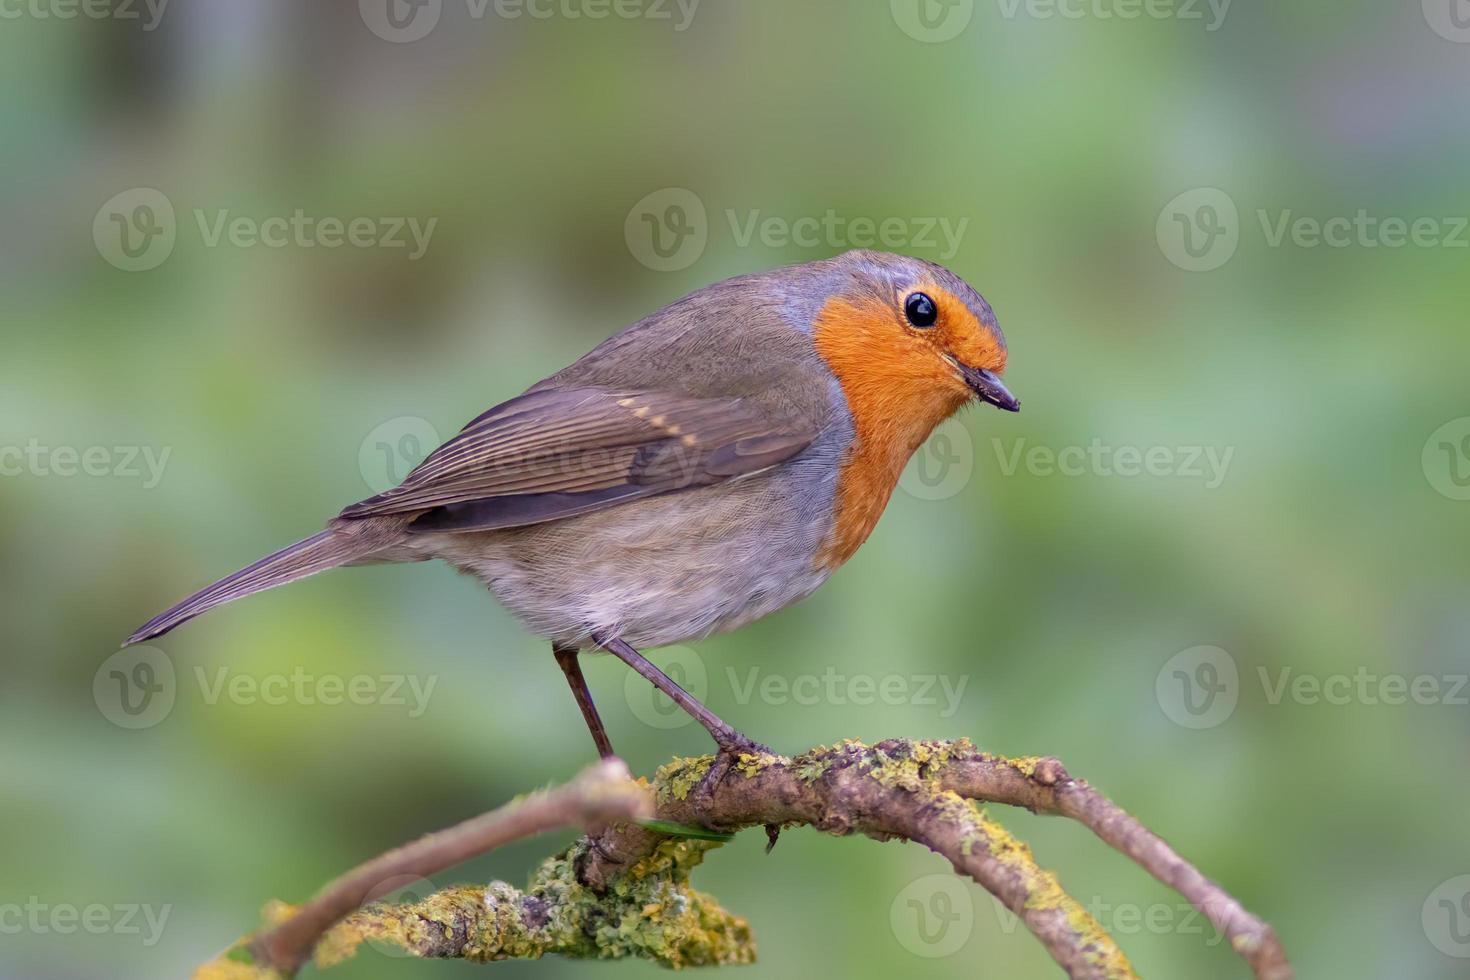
[4,1,1469,977]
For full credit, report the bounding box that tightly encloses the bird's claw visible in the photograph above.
[691,730,773,810]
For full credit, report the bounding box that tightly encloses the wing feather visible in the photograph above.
[338,387,815,532]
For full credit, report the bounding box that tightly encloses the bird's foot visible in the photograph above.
[691,730,775,812]
[714,729,773,759]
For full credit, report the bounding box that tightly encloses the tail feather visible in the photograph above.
[126,529,369,645]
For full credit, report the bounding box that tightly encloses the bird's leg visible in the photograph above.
[595,635,769,757]
[553,644,616,760]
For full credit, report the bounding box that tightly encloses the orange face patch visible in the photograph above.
[811,284,1004,568]
[919,280,1007,377]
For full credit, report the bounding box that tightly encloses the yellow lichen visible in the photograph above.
[733,752,777,778]
[653,756,714,803]
[190,961,283,980]
[974,809,1134,977]
[301,837,753,971]
[862,740,972,791]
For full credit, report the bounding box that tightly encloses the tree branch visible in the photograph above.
[198,758,653,978]
[193,739,1291,980]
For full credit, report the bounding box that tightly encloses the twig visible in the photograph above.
[232,758,652,976]
[196,739,1290,980]
[578,740,1290,980]
[937,752,1292,980]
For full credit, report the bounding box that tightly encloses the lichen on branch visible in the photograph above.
[309,836,753,969]
[193,739,1292,980]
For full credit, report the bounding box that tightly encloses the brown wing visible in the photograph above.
[339,387,815,533]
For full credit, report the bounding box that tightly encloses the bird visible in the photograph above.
[126,250,1018,761]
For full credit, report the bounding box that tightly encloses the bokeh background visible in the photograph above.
[4,1,1469,977]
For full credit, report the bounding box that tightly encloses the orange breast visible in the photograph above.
[811,294,973,569]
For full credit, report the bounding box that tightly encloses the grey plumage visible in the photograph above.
[126,250,1002,651]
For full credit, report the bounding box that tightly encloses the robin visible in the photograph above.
[126,250,1018,760]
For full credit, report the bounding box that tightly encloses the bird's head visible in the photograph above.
[805,250,1017,435]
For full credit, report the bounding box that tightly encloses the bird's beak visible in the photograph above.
[956,363,1020,412]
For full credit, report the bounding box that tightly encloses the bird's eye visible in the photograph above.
[904,292,938,328]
